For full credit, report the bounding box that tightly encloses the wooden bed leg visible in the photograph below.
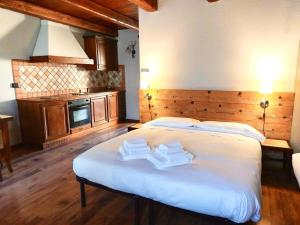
[134,196,140,225]
[149,200,155,225]
[80,181,86,207]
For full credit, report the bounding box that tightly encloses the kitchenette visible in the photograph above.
[11,20,127,149]
[17,90,125,149]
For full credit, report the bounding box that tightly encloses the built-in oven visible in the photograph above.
[68,98,91,130]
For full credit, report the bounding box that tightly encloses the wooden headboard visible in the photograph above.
[139,89,295,140]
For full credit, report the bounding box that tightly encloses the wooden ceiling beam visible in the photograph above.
[60,0,139,31]
[128,0,157,12]
[0,0,118,36]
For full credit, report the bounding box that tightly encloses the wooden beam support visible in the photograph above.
[61,0,139,31]
[0,0,118,36]
[30,56,94,65]
[128,0,157,12]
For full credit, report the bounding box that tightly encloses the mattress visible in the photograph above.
[292,153,300,187]
[73,125,262,223]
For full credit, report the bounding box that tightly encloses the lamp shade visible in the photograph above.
[140,68,150,89]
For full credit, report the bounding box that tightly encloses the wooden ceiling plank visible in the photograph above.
[0,0,118,36]
[61,0,138,30]
[128,0,157,12]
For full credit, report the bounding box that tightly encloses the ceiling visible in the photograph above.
[93,0,138,20]
[21,0,138,29]
[0,1,220,36]
[0,0,158,36]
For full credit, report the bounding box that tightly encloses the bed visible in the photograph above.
[73,120,262,224]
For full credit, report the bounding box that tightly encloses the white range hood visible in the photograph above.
[30,20,93,65]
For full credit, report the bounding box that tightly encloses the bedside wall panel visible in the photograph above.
[139,89,295,140]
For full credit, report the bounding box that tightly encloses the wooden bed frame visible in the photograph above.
[76,176,244,225]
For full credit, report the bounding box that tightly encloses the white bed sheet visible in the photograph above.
[73,126,262,223]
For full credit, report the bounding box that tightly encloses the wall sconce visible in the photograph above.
[256,56,281,134]
[145,92,152,101]
[260,83,273,134]
[141,68,153,120]
[126,41,137,58]
[140,68,152,101]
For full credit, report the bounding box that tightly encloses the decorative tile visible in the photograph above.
[107,71,122,88]
[12,61,124,99]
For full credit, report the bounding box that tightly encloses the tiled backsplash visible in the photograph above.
[12,60,124,99]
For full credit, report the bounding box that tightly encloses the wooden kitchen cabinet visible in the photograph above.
[40,102,70,141]
[108,93,119,122]
[18,100,70,146]
[91,92,119,127]
[18,91,125,149]
[91,95,109,127]
[84,35,118,71]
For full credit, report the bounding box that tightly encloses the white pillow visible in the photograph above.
[143,117,201,128]
[195,121,265,142]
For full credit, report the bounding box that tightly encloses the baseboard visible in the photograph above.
[123,119,139,123]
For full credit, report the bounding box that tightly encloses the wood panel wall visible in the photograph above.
[139,89,295,140]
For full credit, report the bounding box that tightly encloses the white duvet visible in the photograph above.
[73,126,262,223]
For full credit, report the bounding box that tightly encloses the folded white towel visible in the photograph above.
[147,148,194,170]
[123,143,150,155]
[124,138,147,148]
[119,146,150,161]
[119,138,151,161]
[157,141,184,155]
[156,150,190,163]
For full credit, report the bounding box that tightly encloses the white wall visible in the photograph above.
[0,9,40,146]
[118,29,140,120]
[139,0,300,92]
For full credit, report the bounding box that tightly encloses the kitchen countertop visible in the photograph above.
[17,90,121,102]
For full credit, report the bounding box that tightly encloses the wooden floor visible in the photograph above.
[0,124,300,225]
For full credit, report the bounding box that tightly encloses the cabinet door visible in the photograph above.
[108,93,118,122]
[91,96,109,127]
[84,36,118,71]
[105,38,118,71]
[41,102,70,141]
[96,38,106,70]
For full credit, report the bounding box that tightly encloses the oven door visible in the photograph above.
[69,104,91,129]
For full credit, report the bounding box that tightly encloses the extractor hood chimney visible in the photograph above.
[30,20,93,65]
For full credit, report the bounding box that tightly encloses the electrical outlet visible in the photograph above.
[10,83,19,88]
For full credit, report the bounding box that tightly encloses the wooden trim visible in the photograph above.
[139,89,295,140]
[70,124,92,134]
[60,0,139,30]
[41,106,48,142]
[42,120,119,150]
[0,0,117,36]
[128,0,157,12]
[30,56,94,65]
[124,119,140,123]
